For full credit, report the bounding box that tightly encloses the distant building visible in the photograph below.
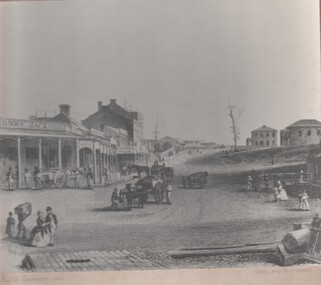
[82,100,147,166]
[159,136,179,147]
[247,125,278,147]
[280,119,321,146]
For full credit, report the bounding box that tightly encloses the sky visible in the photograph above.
[1,0,320,144]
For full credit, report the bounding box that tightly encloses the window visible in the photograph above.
[318,130,321,136]
[260,133,263,137]
[272,132,275,137]
[255,141,258,146]
[298,130,302,137]
[260,141,264,146]
[307,130,311,136]
[26,148,38,159]
[266,133,269,137]
[272,141,275,145]
[266,141,270,146]
[254,133,257,137]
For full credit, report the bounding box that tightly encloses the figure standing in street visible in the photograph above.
[165,182,172,204]
[87,168,93,189]
[33,166,41,190]
[16,213,27,239]
[301,190,310,211]
[111,188,119,209]
[5,212,15,237]
[45,206,58,246]
[24,168,31,189]
[247,175,253,191]
[126,184,132,210]
[6,167,15,190]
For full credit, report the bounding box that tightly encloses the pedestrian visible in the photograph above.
[299,170,304,182]
[301,190,310,211]
[5,212,15,237]
[126,184,132,210]
[33,166,41,189]
[24,168,31,189]
[247,175,253,191]
[16,213,27,239]
[87,168,93,189]
[165,182,172,204]
[111,188,119,209]
[277,181,288,201]
[298,190,303,210]
[274,188,281,203]
[45,206,58,246]
[14,165,19,188]
[6,167,15,190]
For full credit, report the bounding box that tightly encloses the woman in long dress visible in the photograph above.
[30,211,50,247]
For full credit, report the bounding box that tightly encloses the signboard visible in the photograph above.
[0,118,68,132]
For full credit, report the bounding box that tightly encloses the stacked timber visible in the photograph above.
[277,228,311,266]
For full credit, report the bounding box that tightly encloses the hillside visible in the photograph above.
[188,145,316,166]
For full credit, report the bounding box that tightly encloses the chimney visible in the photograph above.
[110,99,117,104]
[59,104,71,116]
[98,101,103,111]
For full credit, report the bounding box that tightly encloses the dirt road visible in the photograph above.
[1,160,319,271]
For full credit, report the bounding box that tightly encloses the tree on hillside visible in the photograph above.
[227,104,243,152]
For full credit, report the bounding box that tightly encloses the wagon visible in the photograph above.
[182,172,208,189]
[38,169,80,189]
[135,175,165,204]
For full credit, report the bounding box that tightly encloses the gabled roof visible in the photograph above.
[252,125,277,132]
[287,119,321,128]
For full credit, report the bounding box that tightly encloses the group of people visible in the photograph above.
[5,206,58,247]
[110,180,173,210]
[5,166,19,190]
[274,180,288,202]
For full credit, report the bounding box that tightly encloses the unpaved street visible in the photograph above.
[1,160,319,271]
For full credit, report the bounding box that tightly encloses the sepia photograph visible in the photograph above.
[0,0,321,280]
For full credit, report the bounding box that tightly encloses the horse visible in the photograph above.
[128,165,150,178]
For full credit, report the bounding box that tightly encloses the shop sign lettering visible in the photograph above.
[0,118,67,131]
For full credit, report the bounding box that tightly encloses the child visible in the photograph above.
[5,212,15,237]
[24,168,31,188]
[301,190,310,211]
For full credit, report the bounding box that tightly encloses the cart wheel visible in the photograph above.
[154,182,163,204]
[53,170,66,188]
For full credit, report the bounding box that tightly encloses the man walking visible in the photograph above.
[165,182,172,204]
[45,206,58,246]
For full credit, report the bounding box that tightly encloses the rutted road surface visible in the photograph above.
[1,160,319,271]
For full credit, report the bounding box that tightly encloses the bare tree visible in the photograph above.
[228,105,243,152]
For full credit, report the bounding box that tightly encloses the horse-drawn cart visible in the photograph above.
[135,176,165,204]
[182,172,208,189]
[37,169,80,189]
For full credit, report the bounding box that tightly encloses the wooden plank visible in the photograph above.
[111,250,140,270]
[99,251,127,271]
[169,244,277,258]
[65,252,86,272]
[61,252,79,272]
[50,253,68,272]
[35,254,55,272]
[90,251,116,271]
[86,251,105,271]
[76,251,101,272]
[120,250,152,270]
[44,253,62,272]
[56,252,73,272]
[123,250,163,269]
[26,254,46,272]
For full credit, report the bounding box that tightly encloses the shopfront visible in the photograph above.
[0,117,118,188]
